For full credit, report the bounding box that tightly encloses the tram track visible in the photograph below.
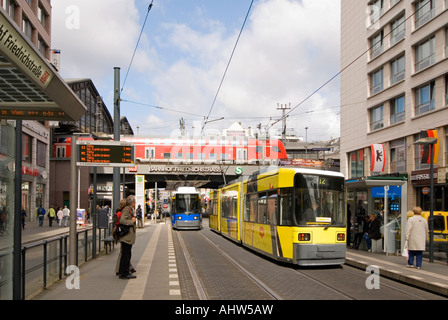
[174,222,446,300]
[175,230,280,300]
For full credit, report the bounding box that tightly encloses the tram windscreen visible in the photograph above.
[175,194,200,214]
[294,174,345,227]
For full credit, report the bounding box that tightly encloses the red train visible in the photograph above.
[53,136,287,164]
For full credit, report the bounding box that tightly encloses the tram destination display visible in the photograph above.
[76,141,135,167]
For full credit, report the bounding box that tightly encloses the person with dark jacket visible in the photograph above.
[363,213,381,252]
[118,195,137,279]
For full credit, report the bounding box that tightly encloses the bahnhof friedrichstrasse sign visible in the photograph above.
[0,11,86,121]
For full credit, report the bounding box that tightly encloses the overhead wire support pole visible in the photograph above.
[277,103,291,142]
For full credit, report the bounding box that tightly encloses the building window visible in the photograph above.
[415,0,434,29]
[38,37,47,57]
[370,30,384,58]
[415,37,435,72]
[446,75,448,106]
[22,17,33,41]
[370,68,383,95]
[391,15,405,46]
[36,140,46,167]
[415,81,435,115]
[390,95,405,124]
[414,132,430,170]
[22,133,32,163]
[2,0,15,19]
[446,27,448,58]
[349,149,364,178]
[391,55,405,84]
[390,138,406,172]
[38,5,47,28]
[370,105,384,131]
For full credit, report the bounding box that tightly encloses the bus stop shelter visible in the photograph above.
[1,10,87,299]
[346,176,408,254]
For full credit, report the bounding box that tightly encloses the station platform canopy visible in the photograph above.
[0,11,86,121]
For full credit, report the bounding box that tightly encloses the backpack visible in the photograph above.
[112,211,122,228]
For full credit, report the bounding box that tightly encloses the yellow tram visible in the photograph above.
[209,167,346,266]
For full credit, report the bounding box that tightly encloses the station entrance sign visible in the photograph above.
[76,141,135,167]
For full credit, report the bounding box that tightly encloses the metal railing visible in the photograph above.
[1,224,114,300]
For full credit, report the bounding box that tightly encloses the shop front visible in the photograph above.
[411,168,448,211]
[346,176,408,255]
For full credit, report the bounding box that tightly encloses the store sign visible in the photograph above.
[0,14,54,88]
[147,165,222,174]
[410,169,438,186]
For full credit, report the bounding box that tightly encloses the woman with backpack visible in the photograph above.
[117,196,137,279]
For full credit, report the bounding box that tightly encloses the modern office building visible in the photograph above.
[341,0,448,221]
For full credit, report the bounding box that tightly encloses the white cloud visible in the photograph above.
[52,0,146,79]
[52,0,341,140]
[149,0,341,139]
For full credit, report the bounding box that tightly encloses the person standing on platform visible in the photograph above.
[118,195,137,279]
[405,206,428,269]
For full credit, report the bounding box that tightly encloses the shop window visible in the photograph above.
[349,149,364,178]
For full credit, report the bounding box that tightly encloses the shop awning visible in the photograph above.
[345,176,408,189]
[0,12,86,121]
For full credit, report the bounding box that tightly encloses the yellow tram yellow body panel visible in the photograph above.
[211,167,346,266]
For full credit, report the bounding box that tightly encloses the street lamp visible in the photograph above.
[414,136,438,263]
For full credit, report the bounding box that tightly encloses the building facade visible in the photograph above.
[0,1,52,220]
[1,0,87,300]
[341,0,448,215]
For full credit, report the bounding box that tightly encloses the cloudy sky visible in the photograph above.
[52,0,341,141]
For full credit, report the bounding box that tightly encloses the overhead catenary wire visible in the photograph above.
[266,0,432,132]
[121,0,154,93]
[121,99,206,117]
[200,0,255,135]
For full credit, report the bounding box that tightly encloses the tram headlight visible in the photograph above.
[177,216,182,220]
[337,233,345,241]
[298,233,310,241]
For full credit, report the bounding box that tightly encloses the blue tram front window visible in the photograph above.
[176,194,200,214]
[294,174,345,227]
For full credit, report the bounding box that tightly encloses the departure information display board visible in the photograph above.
[76,141,135,167]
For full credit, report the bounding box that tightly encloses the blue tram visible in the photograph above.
[171,187,202,230]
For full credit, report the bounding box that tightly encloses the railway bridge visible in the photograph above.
[91,161,279,200]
